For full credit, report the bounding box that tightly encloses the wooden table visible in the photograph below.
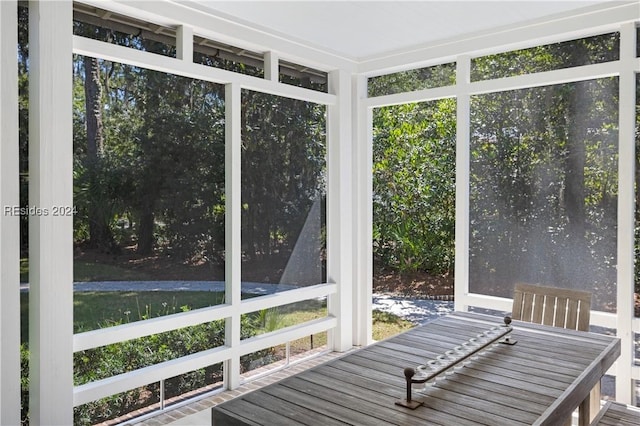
[212,312,620,425]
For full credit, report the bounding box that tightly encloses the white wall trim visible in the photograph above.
[264,51,279,82]
[327,69,354,352]
[175,24,193,61]
[0,1,21,424]
[615,21,637,405]
[353,74,373,346]
[73,316,336,406]
[28,1,74,423]
[454,56,472,313]
[73,35,336,106]
[224,82,242,391]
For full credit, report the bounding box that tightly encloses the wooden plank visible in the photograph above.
[598,403,640,425]
[480,346,584,375]
[367,344,430,365]
[555,297,569,328]
[212,399,298,426]
[298,370,479,426]
[421,382,540,424]
[444,371,556,406]
[280,376,411,426]
[375,339,449,357]
[531,293,545,324]
[431,377,549,415]
[419,385,531,426]
[452,313,612,343]
[454,365,563,400]
[536,338,620,425]
[542,295,555,327]
[565,299,580,330]
[510,333,604,358]
[241,391,347,426]
[463,361,571,390]
[315,367,486,426]
[211,312,620,426]
[522,292,535,321]
[319,365,406,398]
[212,407,261,426]
[262,383,392,426]
[329,358,404,387]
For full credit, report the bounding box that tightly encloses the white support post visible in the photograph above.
[326,69,353,352]
[454,56,471,312]
[224,83,242,390]
[264,51,279,82]
[176,25,193,61]
[28,1,74,423]
[615,22,637,405]
[353,75,373,346]
[0,1,21,424]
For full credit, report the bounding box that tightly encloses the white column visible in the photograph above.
[264,51,279,82]
[224,83,242,390]
[176,25,193,62]
[352,74,373,346]
[615,22,637,405]
[0,1,21,424]
[326,69,353,351]
[454,55,471,312]
[28,1,74,423]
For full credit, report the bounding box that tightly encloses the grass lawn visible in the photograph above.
[20,291,414,343]
[20,258,154,283]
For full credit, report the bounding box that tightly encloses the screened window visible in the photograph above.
[469,78,619,312]
[472,33,619,81]
[240,90,327,297]
[368,63,456,97]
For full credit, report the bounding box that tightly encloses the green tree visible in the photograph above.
[372,99,456,274]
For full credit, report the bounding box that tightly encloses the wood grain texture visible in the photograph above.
[590,401,640,426]
[212,312,620,426]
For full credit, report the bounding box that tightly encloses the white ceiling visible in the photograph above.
[193,1,607,61]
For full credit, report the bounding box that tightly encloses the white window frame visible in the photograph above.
[1,0,638,421]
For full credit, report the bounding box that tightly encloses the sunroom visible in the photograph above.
[1,1,639,425]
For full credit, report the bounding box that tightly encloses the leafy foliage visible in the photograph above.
[373,100,456,274]
[469,40,620,310]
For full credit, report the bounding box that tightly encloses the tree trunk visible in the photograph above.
[83,56,114,251]
[137,193,155,255]
[84,56,104,159]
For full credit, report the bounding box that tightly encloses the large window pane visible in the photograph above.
[472,33,619,81]
[241,298,328,339]
[193,36,264,78]
[470,78,619,312]
[74,4,176,57]
[74,386,160,425]
[368,63,456,97]
[72,57,226,332]
[372,100,456,292]
[240,91,326,297]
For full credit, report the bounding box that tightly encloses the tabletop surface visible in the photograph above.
[212,311,620,426]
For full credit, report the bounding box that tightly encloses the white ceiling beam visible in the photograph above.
[75,0,357,73]
[358,1,639,77]
[73,35,336,105]
[264,51,279,82]
[176,24,193,61]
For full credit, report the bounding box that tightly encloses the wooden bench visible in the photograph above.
[590,401,640,425]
